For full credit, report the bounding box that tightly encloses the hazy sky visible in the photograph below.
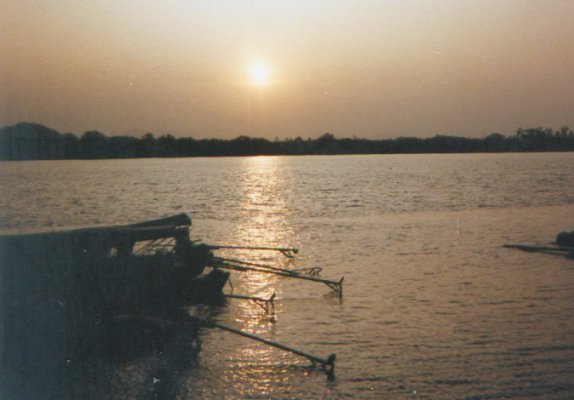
[2,0,573,139]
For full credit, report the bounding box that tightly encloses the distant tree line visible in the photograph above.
[1,122,573,161]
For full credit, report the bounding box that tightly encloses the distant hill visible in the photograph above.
[1,122,573,161]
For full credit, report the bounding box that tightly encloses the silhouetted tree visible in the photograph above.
[62,133,79,159]
[157,134,177,157]
[107,136,138,158]
[484,133,508,152]
[80,131,107,159]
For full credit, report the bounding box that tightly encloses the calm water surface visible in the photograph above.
[1,153,574,399]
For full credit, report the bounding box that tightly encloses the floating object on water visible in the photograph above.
[555,231,574,247]
[503,230,574,259]
[503,244,574,253]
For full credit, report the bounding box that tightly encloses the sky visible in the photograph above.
[1,0,573,139]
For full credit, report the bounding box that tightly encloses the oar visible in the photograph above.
[213,260,344,292]
[196,317,336,379]
[207,245,298,258]
[224,292,276,313]
[215,256,323,277]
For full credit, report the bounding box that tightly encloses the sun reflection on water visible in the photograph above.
[227,156,297,292]
[217,156,304,395]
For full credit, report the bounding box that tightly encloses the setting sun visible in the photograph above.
[249,60,272,86]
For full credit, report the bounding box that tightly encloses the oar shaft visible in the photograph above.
[224,293,275,313]
[215,261,341,287]
[200,319,330,366]
[208,245,298,253]
[224,294,272,303]
[215,256,300,275]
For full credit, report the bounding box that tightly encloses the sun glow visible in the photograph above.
[249,60,272,86]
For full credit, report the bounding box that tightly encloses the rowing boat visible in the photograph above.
[0,214,228,398]
[0,213,341,398]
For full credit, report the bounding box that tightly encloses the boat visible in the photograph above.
[0,213,341,397]
[0,214,228,398]
[503,229,574,259]
[556,230,574,247]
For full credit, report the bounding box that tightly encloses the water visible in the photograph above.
[1,153,574,399]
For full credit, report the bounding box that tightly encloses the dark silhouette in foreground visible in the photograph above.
[0,214,227,399]
[0,214,342,398]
